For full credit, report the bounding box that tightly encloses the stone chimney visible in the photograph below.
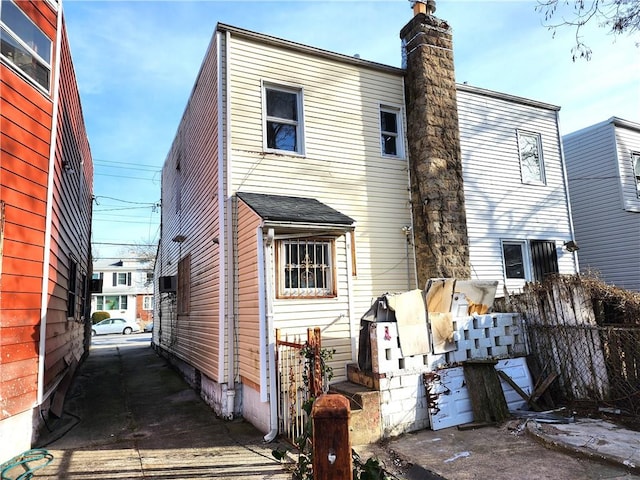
[401,1,470,287]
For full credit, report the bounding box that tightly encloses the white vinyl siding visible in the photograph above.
[457,86,577,294]
[563,119,640,291]
[226,33,415,358]
[157,35,222,381]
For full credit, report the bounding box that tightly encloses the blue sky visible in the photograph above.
[61,0,640,260]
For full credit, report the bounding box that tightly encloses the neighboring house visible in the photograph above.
[0,0,93,462]
[563,117,640,292]
[154,16,577,437]
[91,259,154,324]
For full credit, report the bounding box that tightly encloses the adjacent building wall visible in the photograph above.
[457,85,578,293]
[563,118,640,291]
[0,3,93,462]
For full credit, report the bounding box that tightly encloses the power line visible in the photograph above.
[93,242,157,247]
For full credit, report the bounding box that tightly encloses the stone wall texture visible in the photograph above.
[401,14,471,286]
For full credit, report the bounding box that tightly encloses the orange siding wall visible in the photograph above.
[236,201,262,387]
[158,34,221,381]
[0,1,57,418]
[44,19,93,392]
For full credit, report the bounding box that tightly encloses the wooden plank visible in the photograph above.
[497,369,542,412]
[463,359,509,424]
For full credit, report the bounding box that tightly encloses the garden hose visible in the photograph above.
[1,449,53,480]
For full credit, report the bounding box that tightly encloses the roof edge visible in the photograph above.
[456,83,561,111]
[216,23,405,76]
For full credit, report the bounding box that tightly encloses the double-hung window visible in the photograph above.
[0,0,52,91]
[632,152,640,198]
[143,295,153,311]
[517,130,545,184]
[113,272,132,286]
[277,238,335,298]
[502,241,527,280]
[380,106,403,157]
[264,84,304,154]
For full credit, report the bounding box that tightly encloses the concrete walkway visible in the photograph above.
[33,334,290,480]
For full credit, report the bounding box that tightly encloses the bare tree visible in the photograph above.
[537,0,640,60]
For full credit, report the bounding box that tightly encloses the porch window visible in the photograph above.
[277,238,335,298]
[380,106,403,157]
[0,0,52,91]
[264,84,304,154]
[517,130,545,184]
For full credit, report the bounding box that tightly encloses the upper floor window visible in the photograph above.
[517,130,545,184]
[113,272,132,286]
[380,106,403,157]
[632,152,640,198]
[0,0,51,91]
[277,238,335,298]
[264,84,304,154]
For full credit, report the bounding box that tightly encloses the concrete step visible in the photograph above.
[329,380,381,445]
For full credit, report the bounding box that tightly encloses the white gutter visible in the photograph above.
[345,232,357,363]
[216,30,226,384]
[257,226,268,402]
[37,2,64,406]
[555,110,580,273]
[263,227,278,443]
[224,29,235,419]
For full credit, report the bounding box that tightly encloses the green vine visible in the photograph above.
[272,343,389,479]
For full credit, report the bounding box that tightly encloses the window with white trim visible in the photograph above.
[277,238,335,298]
[632,152,640,198]
[0,0,52,91]
[112,272,131,286]
[96,295,128,310]
[517,130,545,184]
[502,241,527,279]
[142,295,153,310]
[380,106,403,157]
[263,84,303,154]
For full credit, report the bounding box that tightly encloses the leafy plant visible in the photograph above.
[91,311,110,324]
[272,343,390,479]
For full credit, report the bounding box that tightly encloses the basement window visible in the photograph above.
[0,0,52,91]
[277,238,336,298]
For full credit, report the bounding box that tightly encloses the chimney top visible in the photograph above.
[411,0,436,16]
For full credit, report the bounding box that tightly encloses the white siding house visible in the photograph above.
[155,22,578,437]
[563,117,640,292]
[458,85,579,294]
[91,259,154,323]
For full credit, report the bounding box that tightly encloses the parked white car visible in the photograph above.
[91,318,141,336]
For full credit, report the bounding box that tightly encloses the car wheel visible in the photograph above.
[123,327,133,335]
[91,330,96,336]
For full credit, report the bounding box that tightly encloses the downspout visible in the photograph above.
[224,29,236,418]
[263,228,278,443]
[37,3,64,406]
[555,110,580,273]
[345,232,357,363]
[257,226,268,401]
[216,29,226,385]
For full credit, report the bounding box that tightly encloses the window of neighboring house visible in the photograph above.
[264,84,303,154]
[0,0,52,91]
[177,254,191,314]
[112,272,131,286]
[502,241,527,279]
[143,295,153,310]
[146,272,153,285]
[380,106,403,157]
[277,238,336,298]
[530,240,559,282]
[517,130,545,184]
[96,295,128,310]
[67,258,77,317]
[632,152,640,198]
